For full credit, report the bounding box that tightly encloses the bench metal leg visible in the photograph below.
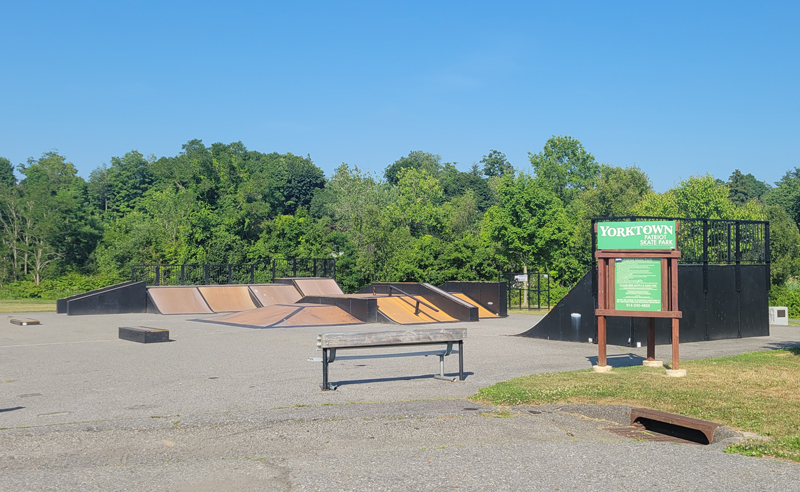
[322,348,329,390]
[458,341,464,381]
[321,349,337,391]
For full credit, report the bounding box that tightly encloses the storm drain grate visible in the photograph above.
[604,423,703,444]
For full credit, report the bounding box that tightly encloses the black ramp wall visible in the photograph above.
[519,265,768,345]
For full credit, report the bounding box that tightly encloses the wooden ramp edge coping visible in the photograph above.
[631,407,720,444]
[318,328,467,349]
[10,317,41,326]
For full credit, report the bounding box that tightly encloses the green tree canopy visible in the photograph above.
[384,151,445,185]
[0,157,15,188]
[480,150,513,177]
[529,136,600,204]
[728,169,770,205]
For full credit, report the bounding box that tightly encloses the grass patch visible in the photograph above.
[0,299,57,313]
[472,348,800,462]
[787,319,800,327]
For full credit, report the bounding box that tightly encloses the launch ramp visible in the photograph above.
[147,287,213,315]
[249,284,303,306]
[197,286,260,312]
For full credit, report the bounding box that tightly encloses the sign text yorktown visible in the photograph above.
[596,220,676,250]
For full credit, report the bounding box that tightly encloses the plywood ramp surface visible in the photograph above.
[451,293,500,318]
[293,278,344,296]
[206,304,362,328]
[377,297,457,324]
[198,286,259,312]
[147,287,212,315]
[249,284,302,306]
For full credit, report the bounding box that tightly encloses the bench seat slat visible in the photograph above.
[318,328,466,348]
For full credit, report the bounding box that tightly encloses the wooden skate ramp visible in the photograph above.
[198,285,259,312]
[377,296,457,324]
[249,284,302,306]
[147,287,213,315]
[293,278,344,296]
[203,303,362,328]
[450,293,500,318]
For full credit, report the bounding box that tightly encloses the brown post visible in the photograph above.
[670,257,680,370]
[671,318,680,370]
[647,317,655,361]
[598,315,607,367]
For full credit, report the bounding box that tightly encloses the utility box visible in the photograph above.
[768,306,789,326]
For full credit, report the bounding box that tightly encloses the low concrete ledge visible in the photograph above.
[119,326,170,344]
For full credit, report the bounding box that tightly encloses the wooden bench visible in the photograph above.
[311,328,466,390]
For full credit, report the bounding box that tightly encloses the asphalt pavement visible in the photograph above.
[2,311,799,490]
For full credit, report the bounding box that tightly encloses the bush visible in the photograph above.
[769,284,800,318]
[0,272,125,300]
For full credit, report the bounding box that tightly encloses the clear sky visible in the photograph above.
[1,1,797,191]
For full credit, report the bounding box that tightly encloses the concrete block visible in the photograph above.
[592,365,613,373]
[119,326,169,344]
[642,360,663,367]
[768,306,789,325]
[665,369,687,377]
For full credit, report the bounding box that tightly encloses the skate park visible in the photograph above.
[3,219,800,489]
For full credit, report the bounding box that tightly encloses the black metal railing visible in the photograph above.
[590,216,769,265]
[590,216,770,294]
[131,258,336,286]
[503,272,551,310]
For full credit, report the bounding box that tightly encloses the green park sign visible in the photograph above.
[615,258,662,311]
[597,220,676,250]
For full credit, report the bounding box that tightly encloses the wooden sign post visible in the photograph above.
[594,221,685,377]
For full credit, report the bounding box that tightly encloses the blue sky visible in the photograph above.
[1,1,797,191]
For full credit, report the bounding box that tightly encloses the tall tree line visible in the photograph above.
[1,137,798,297]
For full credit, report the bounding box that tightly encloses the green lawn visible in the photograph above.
[0,299,57,313]
[472,348,800,462]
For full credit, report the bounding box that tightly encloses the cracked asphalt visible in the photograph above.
[2,312,799,490]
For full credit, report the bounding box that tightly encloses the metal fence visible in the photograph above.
[503,272,550,310]
[131,258,336,286]
[590,216,770,295]
[590,216,769,265]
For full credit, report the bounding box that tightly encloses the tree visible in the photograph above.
[439,163,495,212]
[728,170,769,205]
[529,136,600,204]
[481,174,575,280]
[480,150,513,177]
[765,205,800,286]
[384,151,445,185]
[17,152,102,281]
[766,168,800,228]
[0,157,15,188]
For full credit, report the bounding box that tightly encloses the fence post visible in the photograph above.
[537,272,541,309]
[250,264,255,284]
[272,259,276,282]
[765,222,771,291]
[332,258,336,281]
[155,266,160,286]
[131,266,135,282]
[227,264,232,284]
[293,258,297,277]
[313,259,317,277]
[204,264,209,285]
